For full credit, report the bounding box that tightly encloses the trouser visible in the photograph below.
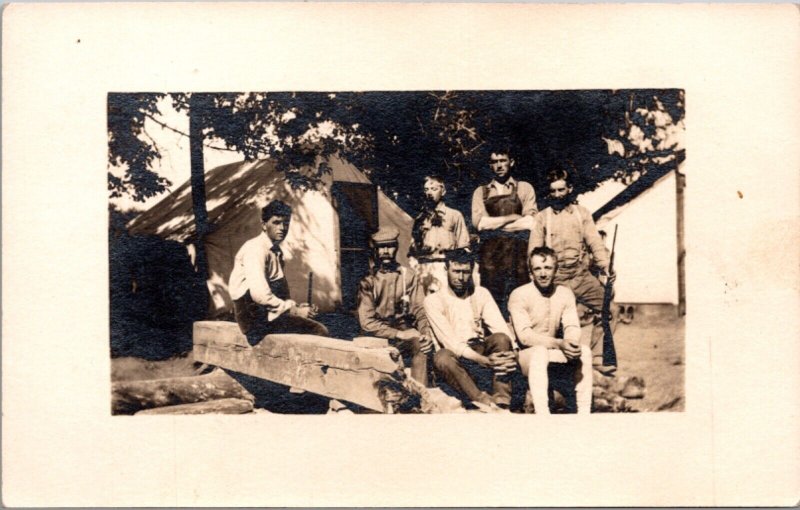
[233,291,329,346]
[479,236,530,318]
[389,333,429,387]
[555,267,614,366]
[518,344,593,414]
[432,333,513,406]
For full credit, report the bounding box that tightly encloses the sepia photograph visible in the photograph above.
[109,90,685,415]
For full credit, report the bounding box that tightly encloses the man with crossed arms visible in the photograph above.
[508,246,593,414]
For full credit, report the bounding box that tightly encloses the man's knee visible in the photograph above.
[486,332,512,352]
[308,319,329,337]
[434,349,459,372]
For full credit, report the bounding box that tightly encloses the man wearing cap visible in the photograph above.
[409,175,470,294]
[357,226,434,386]
[423,248,517,410]
[229,200,329,345]
[471,147,538,317]
[509,246,593,414]
[528,167,616,373]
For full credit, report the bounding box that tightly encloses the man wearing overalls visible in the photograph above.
[528,168,617,373]
[471,148,538,317]
[409,175,470,294]
[229,200,329,345]
[357,226,434,386]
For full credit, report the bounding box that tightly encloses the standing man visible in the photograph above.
[509,247,593,414]
[424,248,517,410]
[357,226,434,386]
[409,175,470,294]
[528,167,616,372]
[229,200,329,345]
[471,147,538,316]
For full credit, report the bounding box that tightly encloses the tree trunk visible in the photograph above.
[188,93,211,286]
[135,398,254,415]
[111,368,253,415]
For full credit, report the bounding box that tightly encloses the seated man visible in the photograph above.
[424,248,517,410]
[508,246,592,414]
[357,226,434,386]
[228,200,328,345]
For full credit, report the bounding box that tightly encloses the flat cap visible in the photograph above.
[371,226,400,245]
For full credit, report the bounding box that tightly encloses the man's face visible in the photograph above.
[423,179,445,205]
[263,215,290,242]
[530,254,557,290]
[447,261,474,294]
[489,152,513,180]
[375,243,398,264]
[549,179,572,199]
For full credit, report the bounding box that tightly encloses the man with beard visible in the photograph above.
[424,248,517,411]
[357,226,434,386]
[471,147,538,316]
[508,247,593,414]
[409,175,470,294]
[528,167,616,373]
[229,200,329,345]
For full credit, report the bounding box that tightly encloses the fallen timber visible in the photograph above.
[136,398,254,415]
[192,321,407,413]
[111,368,254,415]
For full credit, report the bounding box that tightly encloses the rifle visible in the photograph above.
[601,225,618,368]
[307,272,314,305]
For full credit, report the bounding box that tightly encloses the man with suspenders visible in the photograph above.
[471,147,538,317]
[357,226,434,386]
[229,200,329,345]
[528,168,617,373]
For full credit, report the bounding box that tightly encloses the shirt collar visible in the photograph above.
[489,177,517,190]
[259,231,276,250]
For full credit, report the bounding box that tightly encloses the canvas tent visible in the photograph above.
[127,155,414,317]
[577,170,681,305]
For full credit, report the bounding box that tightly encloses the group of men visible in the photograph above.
[228,147,616,414]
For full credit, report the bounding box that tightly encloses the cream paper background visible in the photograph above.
[2,3,798,506]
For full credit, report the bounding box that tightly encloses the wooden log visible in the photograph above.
[192,321,405,412]
[353,336,390,348]
[111,368,254,415]
[135,398,254,415]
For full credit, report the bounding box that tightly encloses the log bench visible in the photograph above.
[192,321,405,413]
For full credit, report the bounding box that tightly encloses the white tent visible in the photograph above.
[578,172,679,305]
[127,155,413,317]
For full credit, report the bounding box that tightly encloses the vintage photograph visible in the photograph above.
[109,90,686,415]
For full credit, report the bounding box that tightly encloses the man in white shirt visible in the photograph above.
[229,200,328,345]
[508,246,593,414]
[424,248,517,410]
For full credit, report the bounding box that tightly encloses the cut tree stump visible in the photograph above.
[111,368,253,415]
[192,321,405,413]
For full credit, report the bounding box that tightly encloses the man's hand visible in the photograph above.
[560,339,582,360]
[488,351,518,375]
[599,270,617,287]
[395,328,422,343]
[291,303,317,319]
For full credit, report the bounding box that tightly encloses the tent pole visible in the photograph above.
[675,168,686,316]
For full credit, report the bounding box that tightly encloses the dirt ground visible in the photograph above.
[612,312,685,412]
[110,310,685,413]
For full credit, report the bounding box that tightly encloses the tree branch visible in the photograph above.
[144,112,239,152]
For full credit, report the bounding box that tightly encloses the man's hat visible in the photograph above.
[371,226,400,246]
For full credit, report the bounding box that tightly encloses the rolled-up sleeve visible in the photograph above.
[581,207,610,270]
[424,294,468,357]
[528,213,546,255]
[471,188,487,231]
[518,181,538,217]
